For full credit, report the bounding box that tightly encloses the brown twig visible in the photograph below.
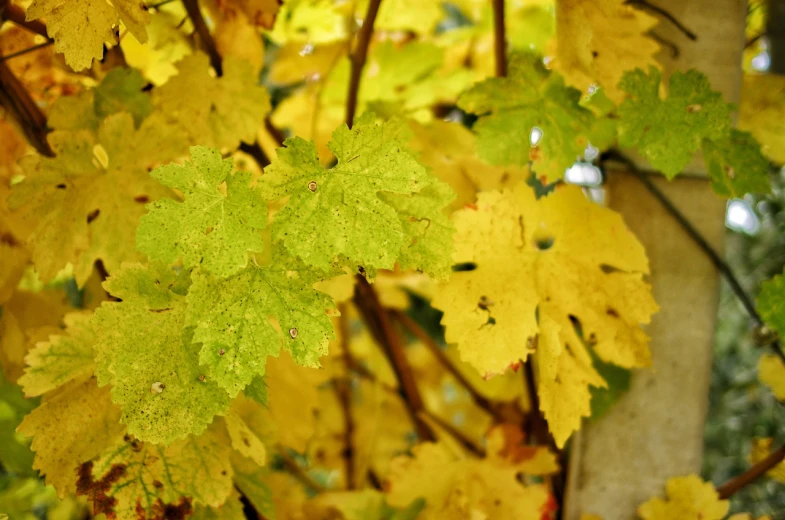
[344,0,382,128]
[391,310,498,416]
[2,2,49,38]
[717,442,785,498]
[353,276,435,441]
[0,40,53,63]
[421,409,485,457]
[336,306,356,489]
[181,0,223,76]
[624,0,697,40]
[491,0,506,77]
[278,448,327,493]
[0,60,52,156]
[265,117,286,147]
[238,141,271,168]
[602,150,785,365]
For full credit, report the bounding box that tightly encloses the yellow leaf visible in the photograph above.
[637,475,729,520]
[17,378,125,496]
[215,10,265,75]
[386,427,556,519]
[738,74,785,164]
[758,352,785,400]
[554,0,660,102]
[748,437,785,483]
[224,411,267,467]
[408,120,528,210]
[433,184,656,446]
[121,8,192,86]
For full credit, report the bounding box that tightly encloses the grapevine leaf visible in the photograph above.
[17,378,126,496]
[18,312,94,397]
[153,53,271,150]
[26,0,149,71]
[76,425,233,519]
[554,0,660,103]
[192,491,246,520]
[9,111,187,285]
[386,427,557,519]
[261,113,429,271]
[458,53,599,182]
[739,74,785,164]
[137,146,266,278]
[758,353,785,400]
[637,475,729,520]
[758,270,785,339]
[224,411,266,466]
[244,376,268,405]
[94,68,153,126]
[432,184,657,446]
[617,67,732,178]
[232,455,276,518]
[703,129,771,196]
[381,177,456,280]
[92,263,231,444]
[186,254,335,395]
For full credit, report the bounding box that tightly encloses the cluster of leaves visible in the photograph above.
[1,0,784,518]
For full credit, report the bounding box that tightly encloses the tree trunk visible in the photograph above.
[564,1,746,518]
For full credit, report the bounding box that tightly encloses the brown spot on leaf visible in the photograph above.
[87,209,100,223]
[76,461,127,519]
[134,195,150,204]
[0,232,19,247]
[152,480,164,490]
[606,307,620,318]
[150,497,193,520]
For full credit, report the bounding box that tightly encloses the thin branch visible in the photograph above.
[602,150,785,364]
[747,32,764,48]
[491,0,506,77]
[265,117,285,148]
[345,0,382,128]
[353,275,436,441]
[717,442,785,498]
[391,310,498,416]
[336,306,356,489]
[182,0,223,76]
[421,409,485,457]
[0,60,52,156]
[278,448,327,493]
[624,0,697,41]
[648,30,679,58]
[238,141,271,169]
[2,3,49,39]
[0,40,53,63]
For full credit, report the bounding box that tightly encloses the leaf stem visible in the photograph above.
[717,442,785,498]
[421,408,485,457]
[603,150,785,364]
[181,0,223,76]
[353,275,436,441]
[491,0,507,77]
[345,0,382,128]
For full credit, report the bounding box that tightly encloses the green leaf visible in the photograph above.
[261,113,429,271]
[458,53,597,182]
[588,348,631,420]
[18,312,95,397]
[759,270,785,340]
[244,376,268,406]
[381,177,455,280]
[92,264,231,444]
[94,68,153,127]
[618,67,732,178]
[703,129,771,197]
[137,146,267,279]
[0,370,38,476]
[186,254,336,396]
[77,425,233,519]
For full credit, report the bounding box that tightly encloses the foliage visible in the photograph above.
[0,0,783,518]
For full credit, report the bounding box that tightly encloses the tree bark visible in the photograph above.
[564,1,746,518]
